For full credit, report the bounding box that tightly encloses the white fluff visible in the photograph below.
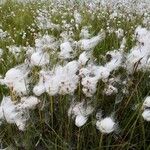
[0,97,29,131]
[35,34,58,51]
[45,76,60,95]
[0,29,7,39]
[31,51,50,66]
[135,26,150,45]
[40,61,79,96]
[78,51,91,66]
[115,28,124,39]
[105,50,123,72]
[19,96,40,110]
[79,68,90,78]
[96,66,110,79]
[33,70,47,96]
[75,115,88,127]
[68,101,94,127]
[126,27,150,73]
[82,76,98,97]
[0,48,3,57]
[80,27,91,39]
[143,96,150,108]
[78,32,106,51]
[1,64,29,95]
[126,46,149,73]
[80,64,110,97]
[33,84,46,96]
[142,110,150,121]
[59,41,73,59]
[0,96,40,131]
[96,117,116,134]
[25,46,35,56]
[68,101,94,117]
[64,60,79,75]
[7,45,21,56]
[74,10,82,24]
[36,10,60,30]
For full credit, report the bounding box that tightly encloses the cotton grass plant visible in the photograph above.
[0,0,150,149]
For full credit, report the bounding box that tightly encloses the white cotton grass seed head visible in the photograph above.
[0,106,4,124]
[78,51,91,66]
[142,110,150,121]
[0,96,29,131]
[78,31,106,51]
[115,28,124,39]
[45,78,59,96]
[64,60,79,75]
[135,26,149,44]
[80,26,91,39]
[15,120,26,131]
[19,96,40,110]
[143,96,150,108]
[4,68,23,83]
[96,117,116,134]
[30,51,50,67]
[81,76,98,97]
[74,10,82,24]
[2,64,30,96]
[0,48,3,57]
[75,115,88,127]
[35,34,56,50]
[7,45,22,56]
[96,66,110,79]
[33,84,46,96]
[68,101,94,127]
[59,41,73,59]
[11,80,29,96]
[105,50,123,72]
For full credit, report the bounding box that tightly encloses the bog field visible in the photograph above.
[0,0,150,149]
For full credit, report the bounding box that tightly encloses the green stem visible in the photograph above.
[99,133,103,149]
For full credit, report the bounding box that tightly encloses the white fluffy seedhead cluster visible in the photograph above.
[35,34,58,51]
[33,61,79,96]
[96,115,117,134]
[80,49,123,97]
[31,51,50,67]
[7,45,22,56]
[0,0,150,134]
[77,31,106,51]
[142,96,150,121]
[59,41,74,59]
[115,28,124,39]
[126,26,150,73]
[36,9,60,30]
[80,26,91,39]
[0,48,3,58]
[105,50,123,72]
[30,34,59,67]
[68,101,94,127]
[74,10,82,24]
[0,64,30,96]
[78,51,91,66]
[0,96,40,131]
[0,28,7,39]
[80,64,109,97]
